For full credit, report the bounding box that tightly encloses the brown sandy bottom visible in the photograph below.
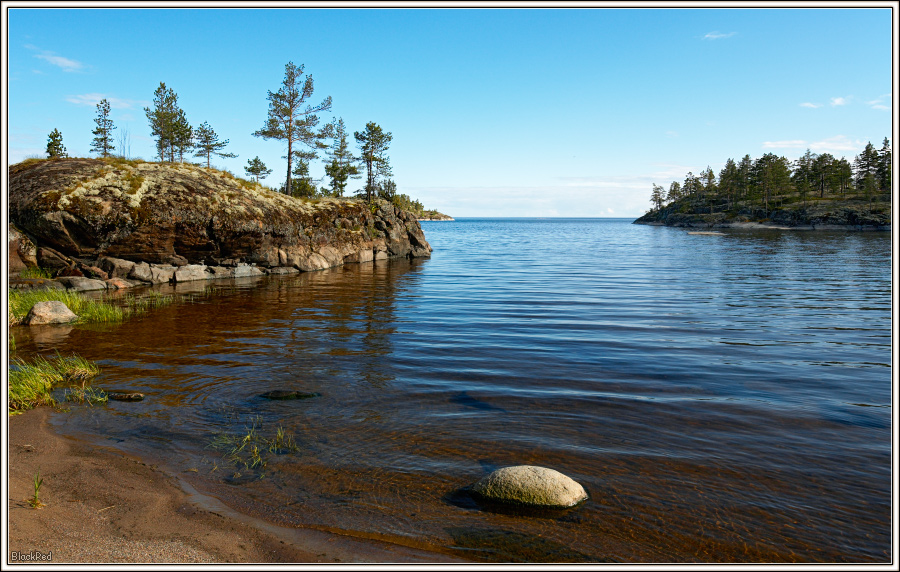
[5,407,464,564]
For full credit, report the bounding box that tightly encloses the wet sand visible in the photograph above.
[6,407,464,564]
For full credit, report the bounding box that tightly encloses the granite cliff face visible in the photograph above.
[8,158,431,280]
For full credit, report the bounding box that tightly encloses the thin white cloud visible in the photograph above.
[762,140,807,149]
[35,53,84,72]
[761,135,866,155]
[26,45,85,72]
[800,102,821,108]
[830,96,849,106]
[65,93,143,109]
[809,135,865,153]
[867,93,891,111]
[703,31,736,40]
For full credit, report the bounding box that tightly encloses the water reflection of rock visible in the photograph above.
[28,324,75,348]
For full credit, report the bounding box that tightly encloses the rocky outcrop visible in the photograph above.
[471,465,588,508]
[417,211,455,221]
[8,158,432,281]
[635,200,890,230]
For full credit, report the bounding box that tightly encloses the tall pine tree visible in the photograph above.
[90,98,116,158]
[354,122,393,203]
[253,61,332,196]
[324,118,360,197]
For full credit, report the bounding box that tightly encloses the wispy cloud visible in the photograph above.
[762,140,808,150]
[830,96,849,106]
[26,44,85,72]
[703,31,736,40]
[867,93,891,111]
[761,135,865,155]
[65,93,144,109]
[800,102,821,108]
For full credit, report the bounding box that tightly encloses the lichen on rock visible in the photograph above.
[9,158,432,274]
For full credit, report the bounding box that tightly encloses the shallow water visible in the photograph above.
[15,218,892,562]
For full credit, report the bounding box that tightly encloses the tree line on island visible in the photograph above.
[648,138,891,216]
[41,61,435,215]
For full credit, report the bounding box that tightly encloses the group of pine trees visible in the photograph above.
[649,138,892,215]
[44,61,399,204]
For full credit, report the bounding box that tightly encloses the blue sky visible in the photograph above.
[5,6,894,217]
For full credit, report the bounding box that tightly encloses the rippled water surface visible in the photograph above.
[17,219,892,562]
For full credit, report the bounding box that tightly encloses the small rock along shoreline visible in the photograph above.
[8,158,433,291]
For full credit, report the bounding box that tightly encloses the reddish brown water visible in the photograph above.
[13,219,892,562]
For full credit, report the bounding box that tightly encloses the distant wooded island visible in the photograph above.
[636,138,891,229]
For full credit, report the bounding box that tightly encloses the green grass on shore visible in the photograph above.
[9,354,101,414]
[8,289,175,326]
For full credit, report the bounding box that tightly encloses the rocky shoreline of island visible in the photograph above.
[633,199,890,230]
[8,158,434,292]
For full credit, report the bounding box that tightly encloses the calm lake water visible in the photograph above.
[16,218,892,562]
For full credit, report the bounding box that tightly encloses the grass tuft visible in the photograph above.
[206,417,300,476]
[19,267,55,279]
[28,471,45,509]
[8,353,100,413]
[9,288,177,326]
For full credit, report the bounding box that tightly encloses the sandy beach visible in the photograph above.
[5,407,463,564]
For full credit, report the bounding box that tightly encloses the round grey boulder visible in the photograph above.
[23,300,78,325]
[471,465,588,508]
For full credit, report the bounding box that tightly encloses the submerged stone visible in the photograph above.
[471,465,588,508]
[259,390,320,401]
[107,392,145,402]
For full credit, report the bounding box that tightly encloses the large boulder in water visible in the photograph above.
[8,158,431,271]
[472,465,588,508]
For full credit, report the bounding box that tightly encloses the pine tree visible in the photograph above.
[649,184,665,211]
[323,118,360,197]
[193,122,237,168]
[378,179,398,201]
[172,110,193,163]
[244,156,272,183]
[666,181,682,203]
[877,137,891,192]
[354,122,393,203]
[718,158,739,209]
[145,83,178,162]
[253,61,332,196]
[90,98,116,158]
[854,142,879,201]
[45,128,67,159]
[283,150,319,198]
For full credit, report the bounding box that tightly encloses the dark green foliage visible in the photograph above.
[281,152,320,198]
[244,156,272,183]
[172,110,193,163]
[254,61,332,196]
[324,118,360,197]
[144,82,189,162]
[647,138,890,216]
[649,184,665,211]
[354,121,393,203]
[46,128,66,159]
[90,99,116,158]
[194,122,237,168]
